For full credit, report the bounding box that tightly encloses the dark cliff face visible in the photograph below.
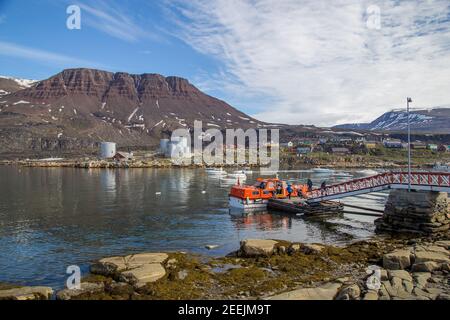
[0,68,263,157]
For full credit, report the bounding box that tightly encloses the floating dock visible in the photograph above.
[268,198,344,216]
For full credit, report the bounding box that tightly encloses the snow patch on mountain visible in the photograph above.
[0,76,38,88]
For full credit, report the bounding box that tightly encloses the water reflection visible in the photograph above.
[0,166,387,288]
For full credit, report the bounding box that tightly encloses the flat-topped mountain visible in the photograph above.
[0,68,264,157]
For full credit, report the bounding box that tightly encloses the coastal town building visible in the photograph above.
[113,152,134,162]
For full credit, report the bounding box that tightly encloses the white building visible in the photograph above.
[160,137,191,159]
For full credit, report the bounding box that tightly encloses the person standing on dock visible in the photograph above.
[307,179,313,192]
[286,184,293,199]
[320,181,327,196]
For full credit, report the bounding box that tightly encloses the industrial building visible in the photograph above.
[160,137,191,159]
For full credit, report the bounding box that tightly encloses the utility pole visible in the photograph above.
[407,97,412,192]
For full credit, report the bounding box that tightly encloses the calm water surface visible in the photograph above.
[0,166,388,288]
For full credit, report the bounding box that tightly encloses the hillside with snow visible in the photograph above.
[0,76,38,97]
[334,108,450,133]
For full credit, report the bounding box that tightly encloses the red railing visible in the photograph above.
[309,171,450,200]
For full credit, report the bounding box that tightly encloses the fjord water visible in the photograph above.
[0,166,387,288]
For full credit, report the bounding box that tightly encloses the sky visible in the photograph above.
[0,0,450,126]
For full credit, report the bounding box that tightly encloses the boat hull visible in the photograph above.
[229,196,269,210]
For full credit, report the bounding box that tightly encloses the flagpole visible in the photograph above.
[407,97,412,192]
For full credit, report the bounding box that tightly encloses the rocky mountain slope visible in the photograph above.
[0,68,264,157]
[0,76,36,97]
[334,108,450,133]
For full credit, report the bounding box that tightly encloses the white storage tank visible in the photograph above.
[100,142,116,159]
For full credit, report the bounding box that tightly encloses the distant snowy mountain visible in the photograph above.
[0,76,38,88]
[334,108,450,133]
[0,76,38,97]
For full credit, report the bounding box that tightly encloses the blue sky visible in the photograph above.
[1,0,450,126]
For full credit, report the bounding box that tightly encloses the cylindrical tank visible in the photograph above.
[100,142,116,159]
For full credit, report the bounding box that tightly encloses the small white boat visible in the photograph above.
[358,169,379,176]
[206,168,227,176]
[228,171,247,179]
[312,168,335,174]
[333,171,352,177]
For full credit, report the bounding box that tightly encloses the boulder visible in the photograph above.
[437,293,450,300]
[413,272,431,288]
[240,239,278,257]
[434,240,450,250]
[383,250,412,270]
[302,244,325,255]
[415,245,449,255]
[56,282,104,300]
[335,284,361,300]
[388,270,413,282]
[414,251,449,264]
[267,282,342,300]
[411,261,440,272]
[119,263,166,288]
[363,290,379,300]
[0,286,53,300]
[91,253,169,276]
[91,252,168,288]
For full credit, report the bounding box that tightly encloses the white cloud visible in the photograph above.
[0,41,103,68]
[167,0,450,126]
[77,1,162,43]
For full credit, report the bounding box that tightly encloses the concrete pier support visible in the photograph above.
[375,189,450,234]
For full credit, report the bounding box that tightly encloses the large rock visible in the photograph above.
[120,263,166,288]
[56,282,104,300]
[388,270,413,282]
[411,261,440,272]
[383,250,412,270]
[267,282,342,300]
[335,284,361,300]
[363,290,379,300]
[413,272,431,289]
[434,240,450,250]
[91,252,168,288]
[240,239,278,257]
[0,286,53,300]
[414,251,449,264]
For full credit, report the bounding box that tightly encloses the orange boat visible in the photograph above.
[229,178,308,210]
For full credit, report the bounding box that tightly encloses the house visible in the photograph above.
[113,152,134,162]
[280,141,294,148]
[411,142,426,150]
[331,147,350,154]
[364,142,378,149]
[383,139,403,149]
[427,144,438,151]
[297,147,311,155]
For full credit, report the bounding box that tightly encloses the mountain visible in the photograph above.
[0,76,37,97]
[0,68,264,157]
[334,108,450,133]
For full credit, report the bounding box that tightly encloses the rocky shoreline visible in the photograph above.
[1,235,449,300]
[0,158,434,170]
